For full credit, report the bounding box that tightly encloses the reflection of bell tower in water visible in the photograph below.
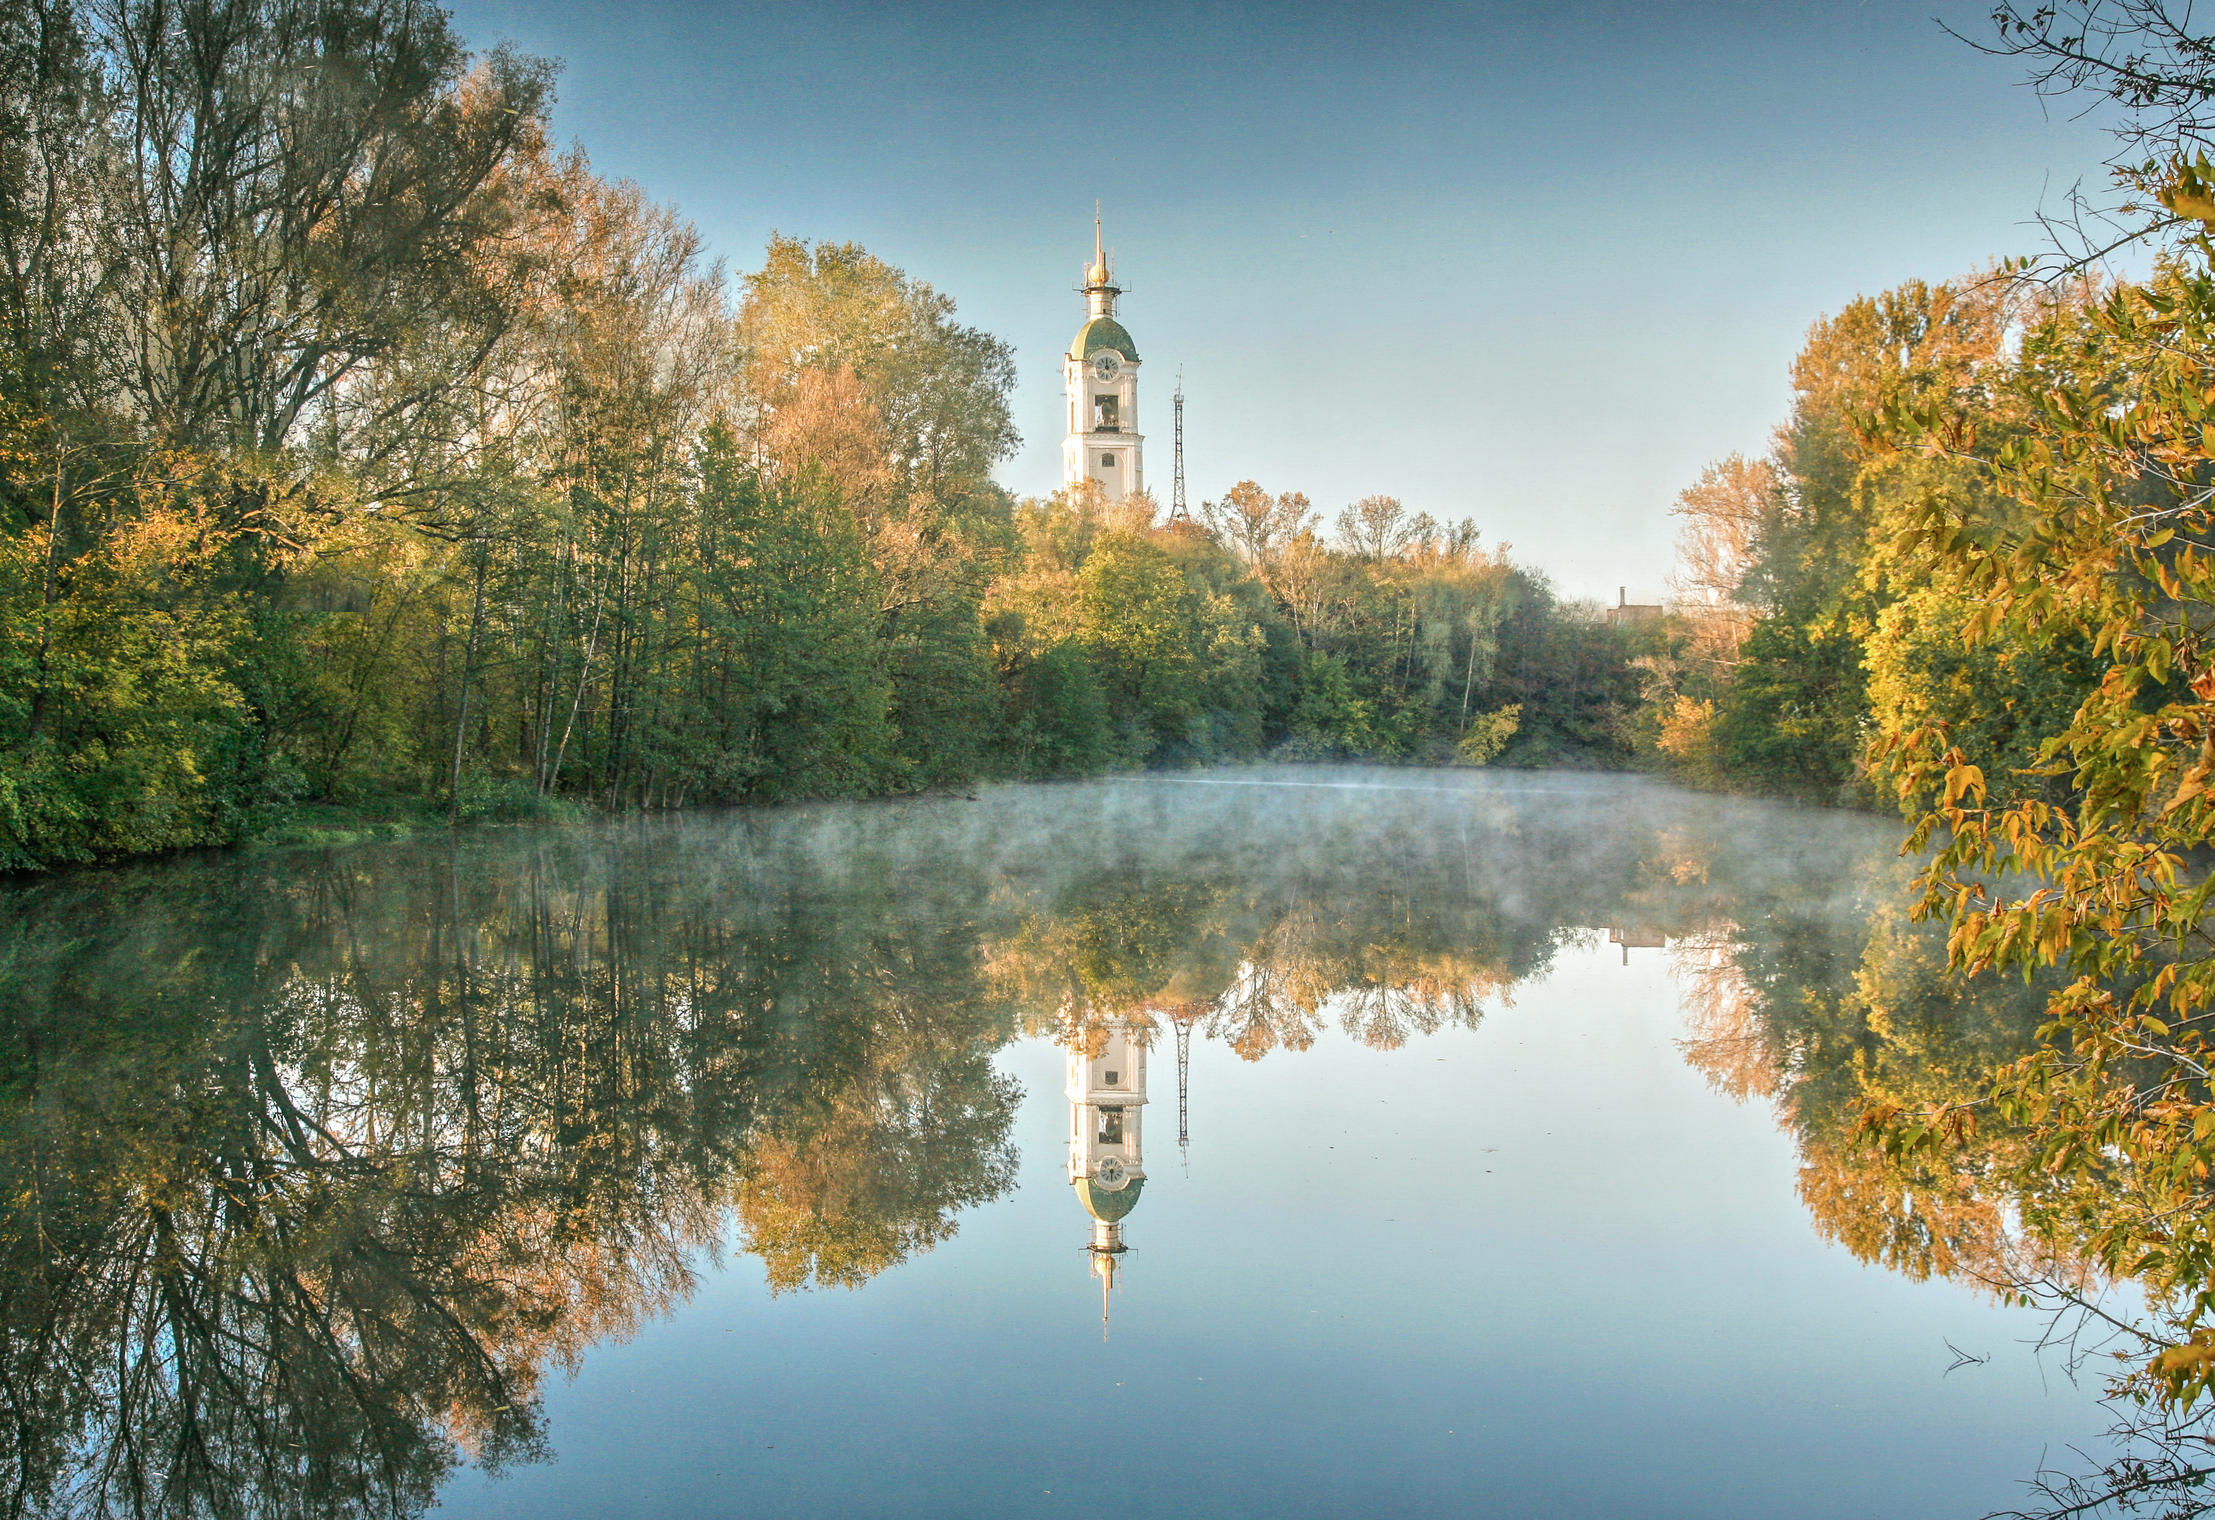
[1067,1019,1147,1334]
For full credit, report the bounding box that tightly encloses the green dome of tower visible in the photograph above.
[1070,316,1139,363]
[1072,1174,1145,1223]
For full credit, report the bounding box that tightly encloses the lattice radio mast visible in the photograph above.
[1170,368,1188,523]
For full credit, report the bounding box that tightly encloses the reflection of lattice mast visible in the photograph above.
[1170,370,1188,522]
[1175,1014,1191,1169]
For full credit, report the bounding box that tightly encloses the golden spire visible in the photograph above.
[1085,202,1112,289]
[1091,1246,1118,1340]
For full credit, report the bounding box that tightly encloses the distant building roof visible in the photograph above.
[1605,586,1662,628]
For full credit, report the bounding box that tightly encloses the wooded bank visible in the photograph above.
[0,0,1635,873]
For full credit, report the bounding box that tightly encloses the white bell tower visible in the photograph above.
[1063,210,1143,503]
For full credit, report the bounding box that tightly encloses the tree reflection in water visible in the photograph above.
[0,820,1020,1518]
[0,774,2130,1517]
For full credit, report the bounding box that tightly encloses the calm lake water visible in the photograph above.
[3,767,2116,1518]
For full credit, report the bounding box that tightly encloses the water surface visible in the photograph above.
[2,768,2111,1517]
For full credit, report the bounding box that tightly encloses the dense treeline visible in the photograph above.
[1641,272,2105,811]
[1635,3,2215,1509]
[0,0,1638,871]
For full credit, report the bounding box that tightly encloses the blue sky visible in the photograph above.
[444,0,2117,602]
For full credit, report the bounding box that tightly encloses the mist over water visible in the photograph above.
[0,767,2109,1518]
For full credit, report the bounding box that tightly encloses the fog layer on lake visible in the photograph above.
[0,767,2107,1519]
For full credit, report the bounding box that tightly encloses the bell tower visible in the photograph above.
[1063,209,1143,503]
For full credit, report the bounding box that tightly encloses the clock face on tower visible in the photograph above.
[1089,351,1122,383]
